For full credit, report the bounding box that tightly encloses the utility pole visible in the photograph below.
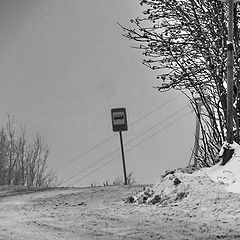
[193,96,202,166]
[222,0,235,165]
[189,94,203,166]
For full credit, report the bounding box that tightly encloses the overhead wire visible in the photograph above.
[128,94,180,127]
[69,111,192,186]
[52,94,180,173]
[62,104,188,184]
[62,104,188,185]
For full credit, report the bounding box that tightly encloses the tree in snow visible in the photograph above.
[119,0,240,166]
[0,115,58,187]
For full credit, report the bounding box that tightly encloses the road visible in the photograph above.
[0,180,240,240]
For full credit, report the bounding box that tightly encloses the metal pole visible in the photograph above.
[119,131,127,185]
[222,0,234,165]
[227,0,234,143]
[193,99,202,166]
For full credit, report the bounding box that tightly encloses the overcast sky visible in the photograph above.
[0,0,195,186]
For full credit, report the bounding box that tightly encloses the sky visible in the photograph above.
[0,0,195,186]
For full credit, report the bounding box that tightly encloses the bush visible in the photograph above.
[0,115,57,187]
[113,172,136,186]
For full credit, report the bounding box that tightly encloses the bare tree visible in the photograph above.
[0,127,8,185]
[0,115,57,187]
[119,0,240,166]
[25,133,50,187]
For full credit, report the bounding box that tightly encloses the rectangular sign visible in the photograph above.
[111,108,128,132]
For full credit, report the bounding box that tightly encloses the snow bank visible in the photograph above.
[125,168,198,206]
[125,142,240,206]
[197,142,240,193]
[226,181,240,193]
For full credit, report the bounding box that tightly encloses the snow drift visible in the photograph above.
[198,141,240,193]
[126,142,240,206]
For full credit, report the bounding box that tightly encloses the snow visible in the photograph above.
[226,181,240,193]
[2,141,240,239]
[197,141,240,193]
[3,184,240,239]
[126,142,240,208]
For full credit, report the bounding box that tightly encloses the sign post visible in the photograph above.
[111,108,128,185]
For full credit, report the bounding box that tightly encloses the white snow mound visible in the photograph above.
[196,141,240,193]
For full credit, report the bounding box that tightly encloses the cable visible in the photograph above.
[52,94,180,173]
[123,104,188,146]
[70,111,192,186]
[129,94,180,127]
[52,133,117,173]
[68,111,192,186]
[62,104,188,185]
[63,146,120,184]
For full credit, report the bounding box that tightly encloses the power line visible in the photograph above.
[52,94,180,173]
[123,105,188,147]
[52,132,117,173]
[69,111,192,186]
[62,104,188,185]
[129,94,180,127]
[62,105,188,185]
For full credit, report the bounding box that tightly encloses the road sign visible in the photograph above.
[110,107,128,185]
[111,108,128,132]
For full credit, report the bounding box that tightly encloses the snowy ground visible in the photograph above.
[1,172,240,240]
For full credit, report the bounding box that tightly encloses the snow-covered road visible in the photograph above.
[0,179,240,240]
